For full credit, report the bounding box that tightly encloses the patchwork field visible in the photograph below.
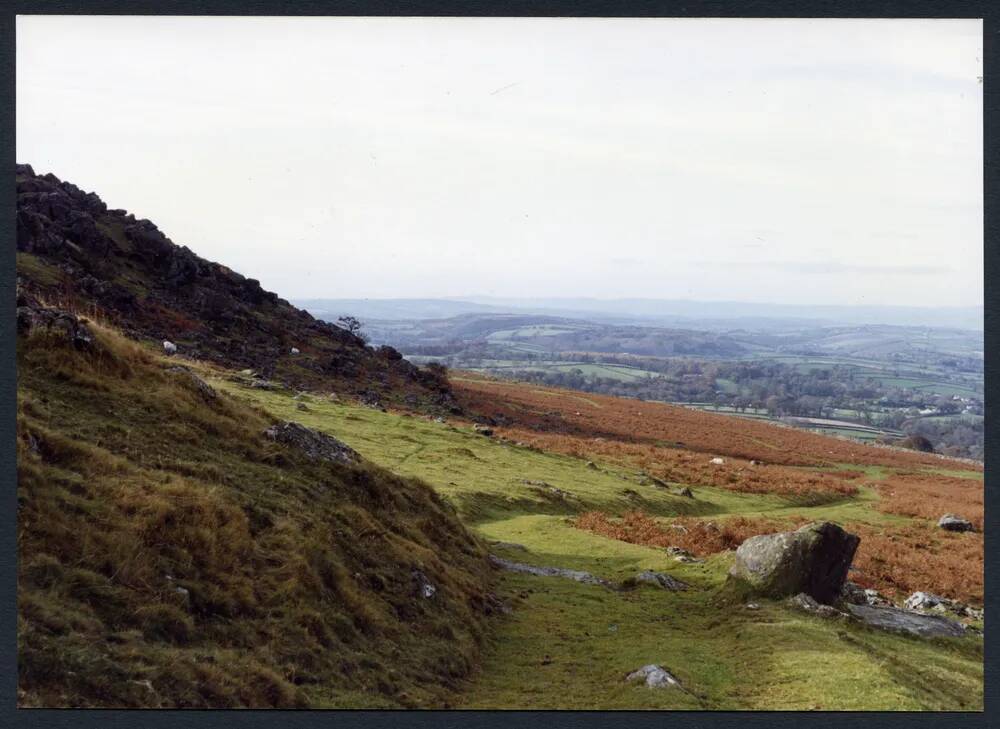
[215,370,984,710]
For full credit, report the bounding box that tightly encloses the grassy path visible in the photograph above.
[217,380,984,710]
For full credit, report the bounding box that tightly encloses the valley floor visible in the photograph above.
[215,376,984,711]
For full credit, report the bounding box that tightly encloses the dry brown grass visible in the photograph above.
[574,511,983,606]
[575,511,808,557]
[873,472,984,530]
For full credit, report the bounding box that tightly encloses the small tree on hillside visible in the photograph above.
[337,315,368,343]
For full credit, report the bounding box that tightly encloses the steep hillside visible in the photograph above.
[15,164,455,411]
[16,309,495,708]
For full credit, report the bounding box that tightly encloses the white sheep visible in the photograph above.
[163,340,177,355]
[290,347,300,355]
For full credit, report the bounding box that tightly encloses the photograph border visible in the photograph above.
[2,2,995,728]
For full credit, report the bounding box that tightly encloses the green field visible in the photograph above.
[216,378,984,710]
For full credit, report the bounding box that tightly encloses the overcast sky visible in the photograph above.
[17,16,983,307]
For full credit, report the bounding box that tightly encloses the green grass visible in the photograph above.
[224,379,983,710]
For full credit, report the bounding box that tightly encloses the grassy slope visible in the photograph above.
[220,378,983,711]
[16,324,494,708]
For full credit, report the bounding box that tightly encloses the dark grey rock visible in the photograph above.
[846,604,967,638]
[167,365,217,402]
[634,570,688,591]
[488,554,611,588]
[938,514,975,532]
[263,421,359,466]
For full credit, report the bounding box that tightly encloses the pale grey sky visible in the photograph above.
[17,16,983,307]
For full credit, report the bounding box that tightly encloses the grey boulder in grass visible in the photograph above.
[728,522,860,604]
[263,421,360,466]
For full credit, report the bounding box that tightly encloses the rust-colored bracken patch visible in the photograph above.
[574,511,983,606]
[873,472,984,530]
[455,376,975,471]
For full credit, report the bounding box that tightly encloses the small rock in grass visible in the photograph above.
[626,664,682,689]
[710,457,725,465]
[789,592,845,619]
[745,603,760,610]
[586,461,598,470]
[938,514,975,532]
[634,570,688,591]
[675,486,694,498]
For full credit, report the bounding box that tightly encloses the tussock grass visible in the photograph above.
[17,323,494,708]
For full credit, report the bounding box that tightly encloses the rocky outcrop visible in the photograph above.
[904,592,983,621]
[15,164,458,411]
[728,522,860,604]
[263,421,359,466]
[16,294,93,350]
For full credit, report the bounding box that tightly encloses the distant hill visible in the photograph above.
[300,296,983,332]
[15,165,455,411]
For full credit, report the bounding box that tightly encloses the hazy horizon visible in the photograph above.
[17,16,983,308]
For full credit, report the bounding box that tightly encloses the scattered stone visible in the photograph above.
[626,664,682,689]
[633,570,688,591]
[864,588,893,608]
[938,514,975,532]
[710,457,725,465]
[728,522,860,604]
[489,555,611,588]
[745,603,760,611]
[675,486,694,498]
[665,546,693,558]
[328,392,340,402]
[750,460,759,466]
[904,592,983,620]
[167,365,216,401]
[296,402,309,411]
[162,340,177,355]
[839,580,869,606]
[290,347,300,355]
[788,592,845,618]
[586,461,598,470]
[263,421,359,466]
[473,424,494,436]
[846,604,967,638]
[250,379,273,390]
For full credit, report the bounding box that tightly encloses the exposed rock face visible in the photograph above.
[262,421,359,466]
[728,522,860,604]
[846,604,967,638]
[938,514,975,532]
[626,665,682,689]
[15,164,459,411]
[16,295,93,350]
[633,570,688,592]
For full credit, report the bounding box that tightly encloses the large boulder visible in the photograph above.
[728,522,860,604]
